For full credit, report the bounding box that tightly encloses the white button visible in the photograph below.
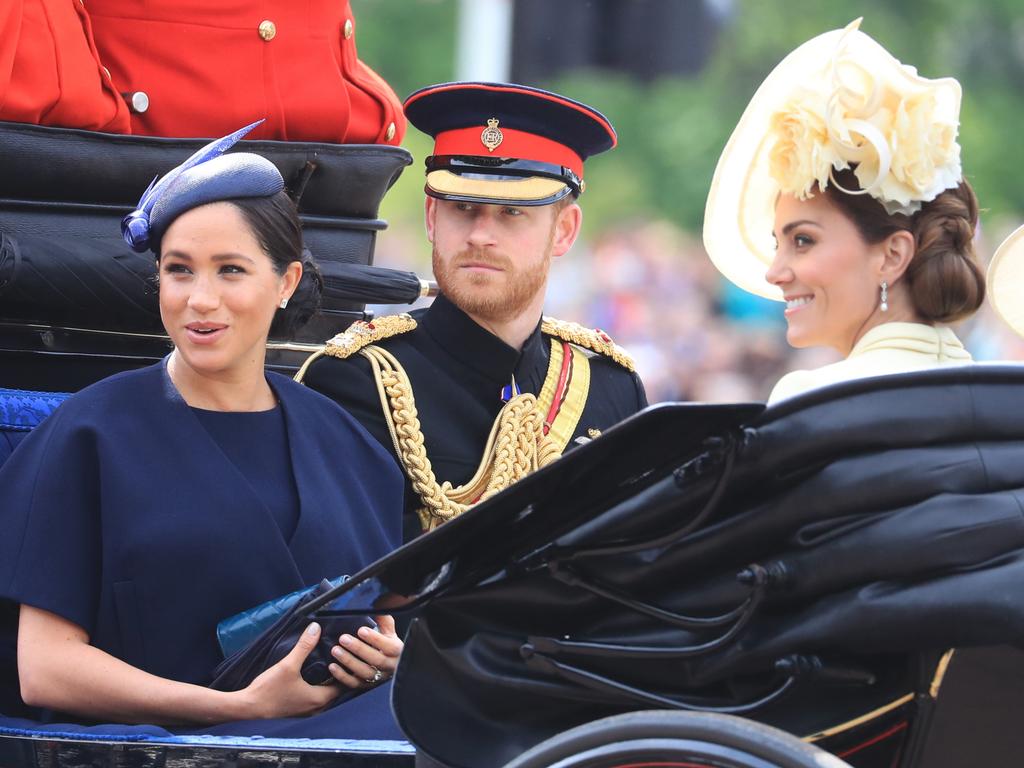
[127,91,149,113]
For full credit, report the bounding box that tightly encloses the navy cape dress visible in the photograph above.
[0,360,404,739]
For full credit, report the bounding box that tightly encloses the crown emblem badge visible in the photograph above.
[480,118,503,152]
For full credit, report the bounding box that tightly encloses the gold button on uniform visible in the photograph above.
[258,20,276,41]
[343,19,353,39]
[385,122,396,141]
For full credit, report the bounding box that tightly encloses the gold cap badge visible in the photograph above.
[480,118,503,152]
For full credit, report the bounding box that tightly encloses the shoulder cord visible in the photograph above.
[292,348,324,383]
[360,344,561,532]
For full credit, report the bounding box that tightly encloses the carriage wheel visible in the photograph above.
[501,710,852,768]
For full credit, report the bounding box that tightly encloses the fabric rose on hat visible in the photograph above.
[765,25,962,216]
[767,87,842,200]
[866,89,961,214]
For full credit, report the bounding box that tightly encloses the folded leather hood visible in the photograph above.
[372,366,1024,767]
[0,121,412,341]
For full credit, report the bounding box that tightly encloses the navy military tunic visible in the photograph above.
[303,294,647,540]
[0,361,404,738]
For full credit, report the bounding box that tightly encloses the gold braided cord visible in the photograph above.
[360,345,561,532]
[541,316,636,372]
[292,347,326,383]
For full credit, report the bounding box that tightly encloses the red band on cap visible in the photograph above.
[434,126,584,178]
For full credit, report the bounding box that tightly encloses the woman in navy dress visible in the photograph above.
[0,124,405,737]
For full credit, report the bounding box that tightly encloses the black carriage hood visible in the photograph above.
[0,120,413,349]
[312,365,1024,767]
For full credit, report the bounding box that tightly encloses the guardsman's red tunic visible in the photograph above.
[87,0,406,143]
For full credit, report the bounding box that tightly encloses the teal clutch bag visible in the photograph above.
[216,575,348,658]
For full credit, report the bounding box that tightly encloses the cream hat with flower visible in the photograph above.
[703,18,963,300]
[987,225,1024,337]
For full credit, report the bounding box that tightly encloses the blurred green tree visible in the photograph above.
[354,0,1024,236]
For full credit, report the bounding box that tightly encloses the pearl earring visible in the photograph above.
[279,297,289,309]
[879,281,888,313]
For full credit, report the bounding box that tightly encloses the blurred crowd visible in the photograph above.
[371,217,1024,405]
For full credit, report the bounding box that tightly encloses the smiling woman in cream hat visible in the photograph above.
[704,19,985,404]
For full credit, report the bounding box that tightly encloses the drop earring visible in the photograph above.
[279,297,289,309]
[879,281,888,313]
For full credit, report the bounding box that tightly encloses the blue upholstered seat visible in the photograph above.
[0,388,69,468]
[0,388,70,718]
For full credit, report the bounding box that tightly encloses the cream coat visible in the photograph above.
[768,322,973,404]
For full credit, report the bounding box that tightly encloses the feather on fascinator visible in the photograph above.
[121,120,284,253]
[703,19,963,300]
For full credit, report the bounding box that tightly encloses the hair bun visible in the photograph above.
[300,248,325,297]
[271,249,323,338]
[941,212,973,253]
[905,181,984,324]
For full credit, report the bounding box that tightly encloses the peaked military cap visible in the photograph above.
[403,81,617,206]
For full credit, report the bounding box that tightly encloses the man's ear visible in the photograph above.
[880,229,916,284]
[551,201,582,258]
[424,196,437,244]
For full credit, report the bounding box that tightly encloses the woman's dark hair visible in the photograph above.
[229,191,322,338]
[158,189,323,338]
[821,167,984,324]
[230,190,304,275]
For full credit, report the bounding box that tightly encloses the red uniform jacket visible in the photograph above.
[0,0,130,132]
[1,0,405,144]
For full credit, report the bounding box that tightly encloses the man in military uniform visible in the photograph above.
[300,82,647,540]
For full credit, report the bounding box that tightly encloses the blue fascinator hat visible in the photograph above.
[121,120,284,253]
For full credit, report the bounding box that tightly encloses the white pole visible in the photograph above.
[456,0,513,82]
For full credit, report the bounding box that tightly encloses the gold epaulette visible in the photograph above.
[322,313,418,360]
[541,316,636,372]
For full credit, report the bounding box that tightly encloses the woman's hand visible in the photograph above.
[327,615,403,689]
[239,622,340,719]
[18,605,335,725]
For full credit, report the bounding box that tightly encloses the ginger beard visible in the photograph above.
[432,226,554,323]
